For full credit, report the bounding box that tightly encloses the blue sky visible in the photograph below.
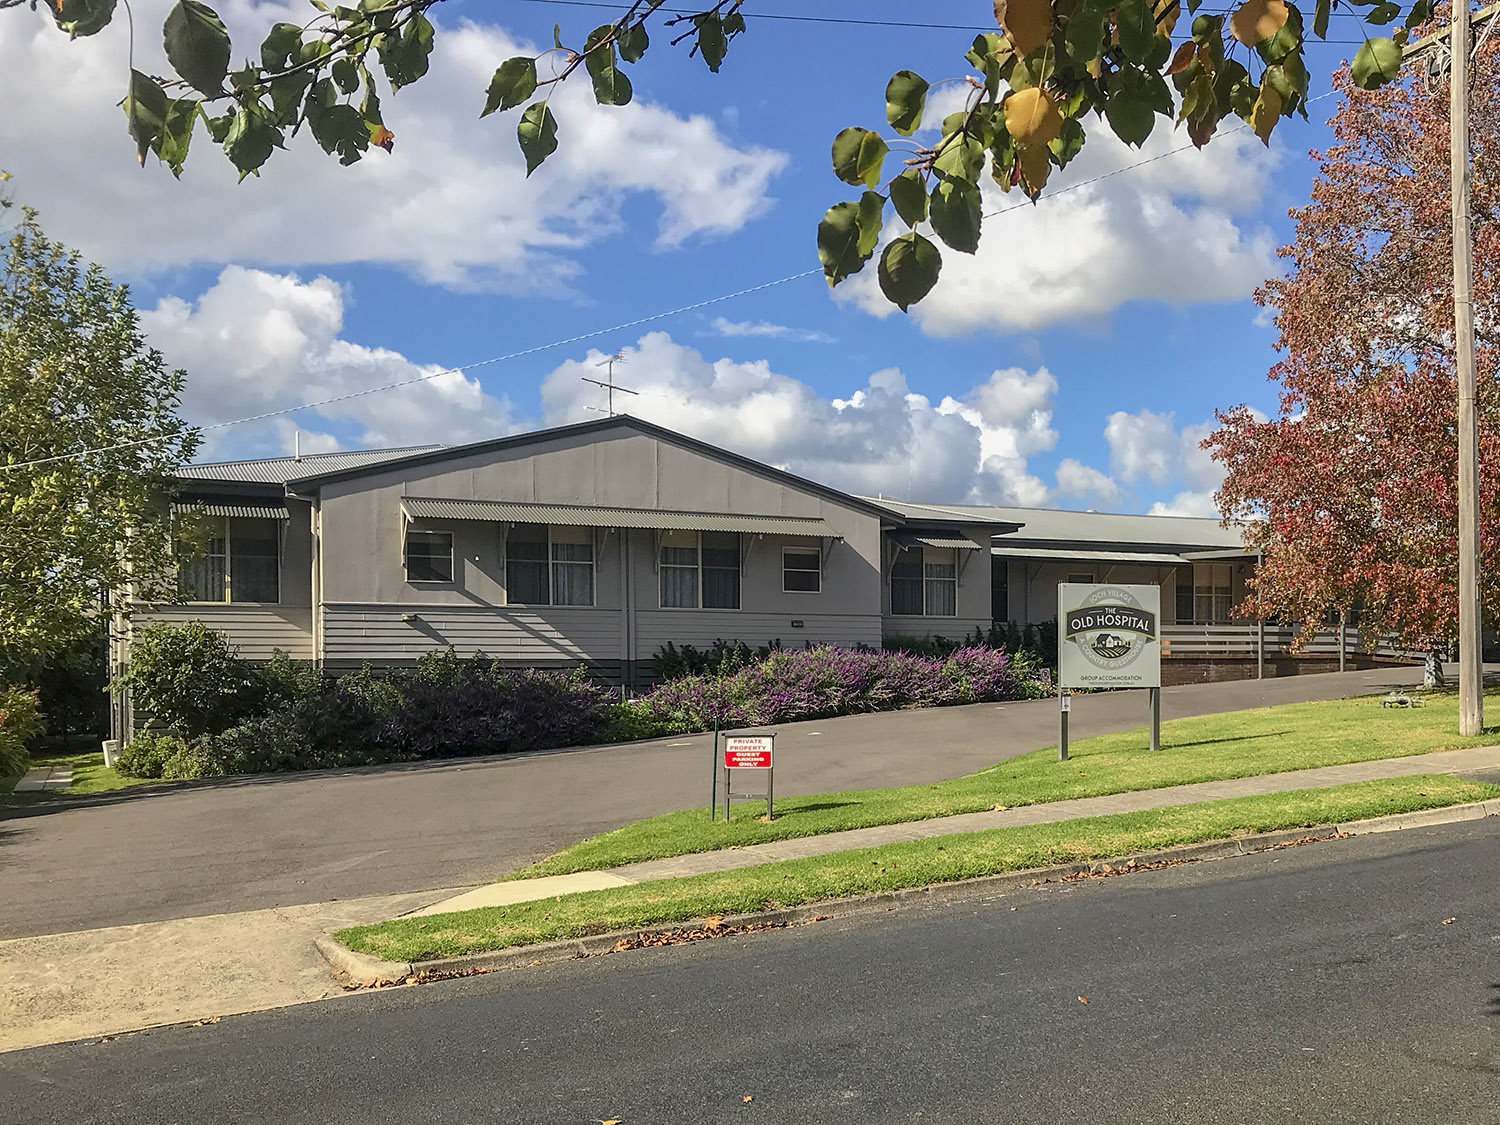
[1,0,1376,514]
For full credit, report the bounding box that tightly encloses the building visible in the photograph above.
[111,415,1414,737]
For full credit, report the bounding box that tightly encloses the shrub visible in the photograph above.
[114,729,223,780]
[653,639,769,681]
[257,650,325,712]
[114,622,264,738]
[0,686,44,780]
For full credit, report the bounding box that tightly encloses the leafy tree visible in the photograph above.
[7,0,1432,309]
[0,210,198,663]
[1208,48,1500,650]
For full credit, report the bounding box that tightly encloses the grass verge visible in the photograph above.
[0,751,160,801]
[338,774,1497,962]
[522,688,1500,877]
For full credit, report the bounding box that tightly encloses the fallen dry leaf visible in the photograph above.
[1442,917,1457,925]
[743,1095,754,1103]
[1078,996,1090,1004]
[598,1119,622,1125]
[193,1016,220,1026]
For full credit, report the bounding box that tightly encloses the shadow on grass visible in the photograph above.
[779,800,858,814]
[1155,732,1295,751]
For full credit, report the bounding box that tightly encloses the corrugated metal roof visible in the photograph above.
[401,497,831,535]
[177,445,445,484]
[891,531,988,551]
[171,502,289,520]
[993,546,1189,565]
[864,496,1248,549]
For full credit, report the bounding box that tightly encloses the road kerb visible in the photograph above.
[316,798,1500,986]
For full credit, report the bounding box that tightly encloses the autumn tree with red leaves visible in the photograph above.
[1210,45,1500,650]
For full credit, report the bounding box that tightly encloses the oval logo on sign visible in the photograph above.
[1064,585,1158,672]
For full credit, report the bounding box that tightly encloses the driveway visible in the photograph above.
[0,665,1433,939]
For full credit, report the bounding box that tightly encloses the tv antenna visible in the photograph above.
[582,351,639,416]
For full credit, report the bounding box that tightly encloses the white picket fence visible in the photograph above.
[1160,624,1419,661]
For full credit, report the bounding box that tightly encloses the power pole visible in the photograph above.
[582,351,639,416]
[1406,3,1488,734]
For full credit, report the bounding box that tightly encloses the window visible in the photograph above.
[505,524,595,606]
[1175,567,1195,625]
[784,548,821,594]
[1193,562,1233,624]
[701,532,741,610]
[177,516,281,603]
[659,530,741,609]
[991,555,1008,621]
[890,545,957,616]
[550,527,595,607]
[405,530,454,583]
[506,524,549,603]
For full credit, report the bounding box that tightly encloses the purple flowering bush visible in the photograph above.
[628,644,1051,734]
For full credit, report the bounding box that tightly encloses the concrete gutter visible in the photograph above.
[316,798,1500,986]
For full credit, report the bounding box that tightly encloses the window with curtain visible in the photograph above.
[230,519,281,602]
[178,518,228,602]
[890,547,924,615]
[506,523,550,603]
[550,526,595,607]
[924,547,958,616]
[660,529,700,608]
[405,529,453,583]
[701,532,740,610]
[783,548,821,593]
[1193,562,1233,623]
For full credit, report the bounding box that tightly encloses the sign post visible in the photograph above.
[1058,583,1163,753]
[1059,689,1071,761]
[709,717,719,820]
[722,734,774,821]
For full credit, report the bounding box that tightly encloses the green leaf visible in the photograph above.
[695,13,727,71]
[1365,1,1400,23]
[517,101,558,175]
[831,127,890,190]
[1104,92,1156,145]
[885,70,929,136]
[163,0,231,95]
[929,179,982,254]
[122,69,169,165]
[268,70,312,126]
[856,190,885,259]
[932,133,985,183]
[1115,0,1157,62]
[1049,116,1086,166]
[965,32,1007,95]
[591,62,633,106]
[332,57,359,93]
[157,98,200,177]
[260,21,303,71]
[379,12,434,90]
[308,101,370,163]
[1313,0,1331,37]
[1351,36,1401,89]
[1405,0,1434,29]
[878,232,942,311]
[223,102,281,180]
[1064,6,1107,67]
[889,168,928,227]
[51,0,117,38]
[818,198,877,286]
[618,22,649,62]
[483,57,538,117]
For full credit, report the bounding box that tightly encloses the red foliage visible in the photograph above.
[1209,51,1500,649]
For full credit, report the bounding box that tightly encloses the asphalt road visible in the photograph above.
[6,815,1498,1122]
[0,665,1434,938]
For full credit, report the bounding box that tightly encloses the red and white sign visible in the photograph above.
[723,735,773,769]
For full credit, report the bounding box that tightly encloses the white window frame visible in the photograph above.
[503,525,597,607]
[404,528,455,584]
[177,514,283,604]
[1193,562,1233,624]
[782,547,822,594]
[889,544,958,617]
[658,530,741,611]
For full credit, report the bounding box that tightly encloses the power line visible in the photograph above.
[1,89,1343,474]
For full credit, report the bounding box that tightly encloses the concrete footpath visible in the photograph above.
[6,742,1500,1053]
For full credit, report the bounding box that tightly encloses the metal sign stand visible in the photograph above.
[709,718,719,820]
[1059,690,1071,761]
[722,734,775,821]
[1149,687,1161,751]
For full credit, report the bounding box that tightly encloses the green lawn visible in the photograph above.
[338,774,1498,962]
[0,750,160,801]
[522,687,1500,877]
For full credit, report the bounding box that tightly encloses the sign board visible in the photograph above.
[723,735,773,769]
[1058,583,1162,690]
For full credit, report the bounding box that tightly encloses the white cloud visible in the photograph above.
[537,332,1056,504]
[839,125,1277,335]
[140,266,516,456]
[1148,491,1220,518]
[1054,458,1125,504]
[1104,408,1178,486]
[0,4,786,289]
[708,317,833,343]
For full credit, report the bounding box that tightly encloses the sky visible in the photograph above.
[0,0,1377,516]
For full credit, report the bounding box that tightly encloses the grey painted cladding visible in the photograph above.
[401,497,831,535]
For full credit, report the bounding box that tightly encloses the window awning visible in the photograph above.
[891,530,989,551]
[992,546,1188,565]
[171,502,289,520]
[401,497,833,536]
